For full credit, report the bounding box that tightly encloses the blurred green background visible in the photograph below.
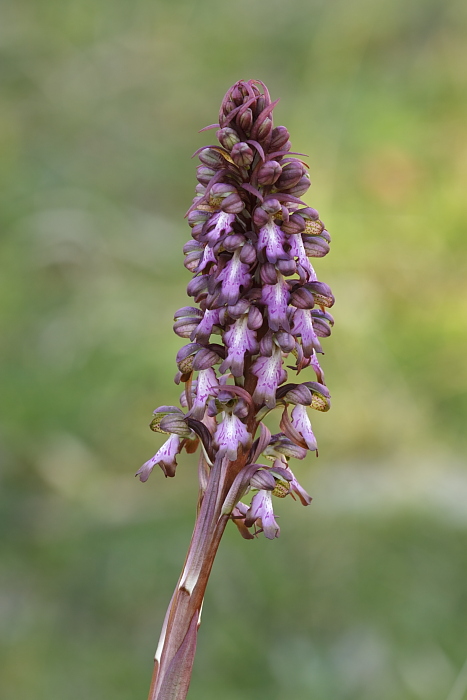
[1,0,467,698]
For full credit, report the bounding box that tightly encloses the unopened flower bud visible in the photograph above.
[250,470,277,491]
[259,330,274,357]
[276,258,297,276]
[283,384,313,405]
[217,127,241,150]
[173,316,201,338]
[160,413,192,437]
[298,207,320,221]
[255,96,267,115]
[240,242,257,264]
[287,174,311,197]
[227,298,250,318]
[238,108,253,134]
[231,142,254,167]
[184,250,202,272]
[198,148,226,168]
[281,214,306,235]
[221,192,244,213]
[187,275,209,298]
[247,305,263,330]
[260,263,278,285]
[257,160,282,186]
[269,126,290,151]
[150,406,185,434]
[187,209,210,227]
[264,434,307,461]
[196,165,216,186]
[262,197,281,214]
[256,117,273,141]
[223,233,245,251]
[302,235,330,257]
[276,160,306,190]
[275,331,295,353]
[192,346,221,370]
[290,287,316,309]
[253,207,270,227]
[210,182,235,199]
[305,281,335,308]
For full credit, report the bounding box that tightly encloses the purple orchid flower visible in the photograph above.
[214,412,252,460]
[288,233,317,282]
[291,404,318,451]
[203,211,235,246]
[188,368,219,420]
[261,276,290,332]
[219,313,259,377]
[251,343,286,409]
[216,249,252,305]
[193,308,220,344]
[138,80,334,700]
[257,220,287,263]
[136,433,181,481]
[291,308,322,357]
[245,489,280,539]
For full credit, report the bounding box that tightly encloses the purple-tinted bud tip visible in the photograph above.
[257,160,282,186]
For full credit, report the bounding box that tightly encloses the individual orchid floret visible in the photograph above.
[263,433,308,462]
[214,411,252,461]
[136,434,182,481]
[193,308,221,344]
[244,489,280,540]
[215,249,252,305]
[280,462,312,505]
[203,210,236,246]
[288,233,317,282]
[309,350,325,384]
[291,308,322,357]
[261,276,290,332]
[219,314,259,377]
[291,404,318,451]
[188,368,220,420]
[150,406,187,434]
[251,343,286,409]
[257,220,287,264]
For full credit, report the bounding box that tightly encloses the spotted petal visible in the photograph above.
[220,314,259,377]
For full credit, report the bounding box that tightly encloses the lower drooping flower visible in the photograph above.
[291,404,318,451]
[244,489,280,539]
[136,434,182,481]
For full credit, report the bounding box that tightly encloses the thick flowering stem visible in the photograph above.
[148,453,249,700]
[138,79,335,699]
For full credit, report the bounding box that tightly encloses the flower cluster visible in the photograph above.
[137,79,334,540]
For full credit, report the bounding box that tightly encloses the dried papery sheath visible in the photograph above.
[138,79,334,700]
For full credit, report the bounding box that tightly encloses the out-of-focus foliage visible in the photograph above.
[1,0,467,698]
